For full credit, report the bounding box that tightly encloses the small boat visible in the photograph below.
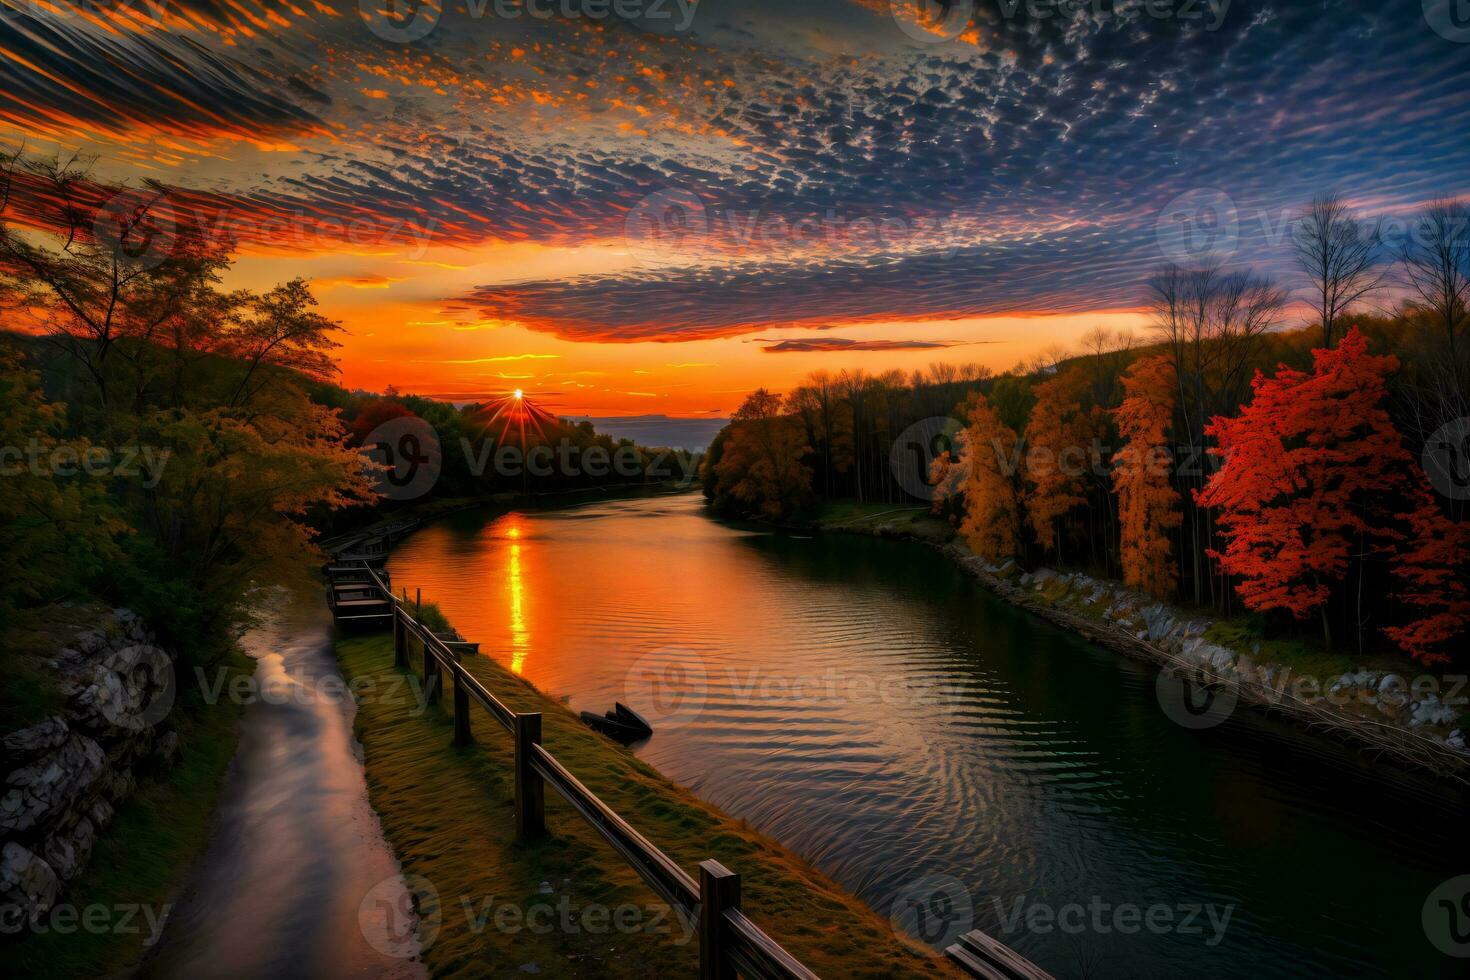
[579,703,654,742]
[611,702,653,737]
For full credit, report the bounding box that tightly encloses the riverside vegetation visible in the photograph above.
[703,197,1470,679]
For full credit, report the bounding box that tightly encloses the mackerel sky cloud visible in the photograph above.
[2,0,1468,409]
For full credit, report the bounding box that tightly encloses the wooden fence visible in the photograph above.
[358,564,820,980]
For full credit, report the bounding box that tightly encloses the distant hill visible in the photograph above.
[562,414,727,451]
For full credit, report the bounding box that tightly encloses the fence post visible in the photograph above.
[392,606,406,669]
[452,664,471,746]
[699,860,740,980]
[424,641,440,706]
[514,712,544,840]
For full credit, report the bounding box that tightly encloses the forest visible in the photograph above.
[703,196,1470,666]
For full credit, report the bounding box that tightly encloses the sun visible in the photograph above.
[513,388,523,400]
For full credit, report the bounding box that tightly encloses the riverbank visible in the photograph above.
[334,627,962,978]
[794,501,1470,784]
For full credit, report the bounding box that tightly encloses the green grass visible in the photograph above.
[9,646,251,979]
[336,631,960,980]
[1202,618,1405,678]
[812,499,954,542]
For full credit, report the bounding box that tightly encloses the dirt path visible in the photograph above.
[140,591,428,980]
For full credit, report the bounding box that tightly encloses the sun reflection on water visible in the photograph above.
[506,520,529,673]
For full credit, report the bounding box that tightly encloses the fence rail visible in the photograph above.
[353,563,820,980]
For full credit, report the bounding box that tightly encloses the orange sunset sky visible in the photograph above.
[4,0,1466,417]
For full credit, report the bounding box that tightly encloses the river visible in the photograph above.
[385,493,1468,978]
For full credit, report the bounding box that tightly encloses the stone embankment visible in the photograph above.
[1,609,179,928]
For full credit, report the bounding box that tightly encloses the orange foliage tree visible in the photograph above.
[711,389,814,520]
[1022,366,1100,558]
[1197,327,1467,658]
[1113,355,1182,598]
[951,393,1023,562]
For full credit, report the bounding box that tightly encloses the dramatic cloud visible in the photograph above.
[758,338,962,353]
[3,0,1468,349]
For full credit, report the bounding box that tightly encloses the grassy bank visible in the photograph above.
[9,648,252,979]
[336,629,961,979]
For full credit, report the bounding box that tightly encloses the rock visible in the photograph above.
[67,643,175,737]
[73,628,107,655]
[1410,696,1457,727]
[1447,731,1466,751]
[1,716,70,767]
[42,817,95,881]
[0,733,107,835]
[0,841,59,926]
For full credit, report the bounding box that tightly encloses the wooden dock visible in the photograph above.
[945,929,1055,979]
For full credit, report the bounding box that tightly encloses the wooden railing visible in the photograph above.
[359,564,820,980]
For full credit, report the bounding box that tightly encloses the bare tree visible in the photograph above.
[1148,262,1288,608]
[1293,193,1386,348]
[1399,196,1470,417]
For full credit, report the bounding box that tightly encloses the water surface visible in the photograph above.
[387,494,1467,978]
[143,592,426,980]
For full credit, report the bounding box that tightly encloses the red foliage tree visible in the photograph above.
[1196,327,1465,655]
[1384,486,1470,665]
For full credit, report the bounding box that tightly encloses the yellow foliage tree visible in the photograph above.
[1022,366,1099,557]
[954,393,1023,562]
[1112,355,1182,597]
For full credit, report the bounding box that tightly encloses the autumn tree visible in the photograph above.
[1197,328,1446,653]
[1113,355,1181,598]
[952,393,1023,562]
[1148,262,1287,607]
[1022,366,1099,560]
[0,154,373,656]
[710,389,814,520]
[0,347,124,615]
[1384,486,1470,665]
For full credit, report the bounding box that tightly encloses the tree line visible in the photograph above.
[704,194,1469,665]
